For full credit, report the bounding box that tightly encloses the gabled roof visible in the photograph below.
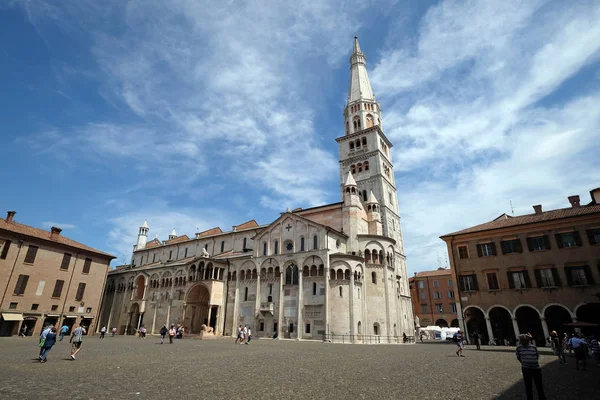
[164,235,190,244]
[441,203,600,238]
[255,212,347,240]
[344,171,357,187]
[235,220,259,230]
[198,227,223,237]
[144,238,162,249]
[0,219,115,259]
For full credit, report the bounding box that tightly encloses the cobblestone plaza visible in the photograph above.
[0,337,597,399]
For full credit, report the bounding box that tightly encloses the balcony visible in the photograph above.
[260,302,274,315]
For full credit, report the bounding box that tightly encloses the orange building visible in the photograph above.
[409,268,459,328]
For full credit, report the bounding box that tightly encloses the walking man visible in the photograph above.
[569,333,588,371]
[160,325,168,344]
[39,325,52,359]
[548,331,566,364]
[19,324,28,337]
[39,327,57,363]
[472,332,481,350]
[246,327,252,344]
[235,325,243,344]
[516,334,546,400]
[59,324,69,341]
[70,324,86,360]
[453,330,465,357]
[100,326,107,339]
[111,327,117,337]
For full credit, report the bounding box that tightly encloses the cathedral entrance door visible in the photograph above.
[185,284,210,334]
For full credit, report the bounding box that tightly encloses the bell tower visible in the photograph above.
[337,37,404,254]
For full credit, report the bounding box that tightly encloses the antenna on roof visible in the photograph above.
[510,200,515,216]
[436,251,441,269]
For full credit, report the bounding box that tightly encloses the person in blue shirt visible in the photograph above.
[39,325,52,359]
[569,333,588,371]
[59,325,69,341]
[39,327,57,363]
[453,330,464,357]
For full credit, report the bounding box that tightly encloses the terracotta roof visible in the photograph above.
[198,227,223,237]
[441,203,600,238]
[410,269,452,279]
[144,238,162,249]
[164,235,190,244]
[0,219,115,259]
[235,220,259,230]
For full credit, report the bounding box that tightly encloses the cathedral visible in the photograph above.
[98,38,414,342]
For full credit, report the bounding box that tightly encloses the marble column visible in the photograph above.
[485,317,495,344]
[349,272,355,342]
[512,317,520,339]
[207,305,213,330]
[540,317,550,340]
[277,268,284,339]
[297,268,303,340]
[151,304,158,334]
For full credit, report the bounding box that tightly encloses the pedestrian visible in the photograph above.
[453,330,465,357]
[564,333,573,355]
[19,324,28,337]
[169,324,176,344]
[569,333,588,371]
[111,327,117,337]
[516,334,546,400]
[548,331,566,364]
[419,331,424,343]
[403,332,408,343]
[473,332,481,350]
[39,327,57,363]
[39,325,52,359]
[241,325,248,344]
[59,324,69,341]
[246,327,252,344]
[177,325,183,339]
[160,325,168,344]
[69,324,86,360]
[235,325,242,344]
[100,326,106,339]
[589,336,600,367]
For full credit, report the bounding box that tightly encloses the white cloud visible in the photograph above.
[375,0,600,273]
[42,221,77,230]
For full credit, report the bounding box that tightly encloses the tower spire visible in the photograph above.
[353,36,361,54]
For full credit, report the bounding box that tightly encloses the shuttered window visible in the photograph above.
[555,232,582,248]
[60,253,71,270]
[507,271,531,289]
[565,266,594,286]
[52,280,64,298]
[13,274,30,295]
[75,283,86,301]
[586,228,600,245]
[534,268,560,288]
[0,240,11,259]
[526,236,551,251]
[82,258,92,274]
[500,239,522,254]
[24,245,39,264]
[459,275,478,291]
[476,243,496,257]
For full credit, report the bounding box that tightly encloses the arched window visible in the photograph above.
[313,235,318,250]
[353,116,361,131]
[244,287,248,301]
[243,237,247,250]
[285,265,298,285]
[349,141,354,150]
[240,270,245,281]
[310,265,317,276]
[220,240,225,253]
[373,323,380,335]
[300,237,305,251]
[344,270,350,280]
[274,240,279,255]
[355,139,361,148]
[339,286,343,297]
[357,163,362,172]
[363,190,367,202]
[362,137,367,146]
[336,269,344,280]
[364,161,369,171]
[312,282,317,295]
[263,242,267,256]
[302,266,309,277]
[372,271,377,284]
[351,165,356,174]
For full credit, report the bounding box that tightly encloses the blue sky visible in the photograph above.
[1,0,599,272]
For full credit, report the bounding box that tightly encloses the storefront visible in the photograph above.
[21,316,39,336]
[61,315,77,334]
[81,316,94,335]
[0,313,24,336]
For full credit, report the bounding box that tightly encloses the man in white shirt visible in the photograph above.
[246,327,252,344]
[70,324,86,360]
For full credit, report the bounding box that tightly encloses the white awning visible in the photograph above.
[45,314,60,317]
[2,313,24,321]
[65,315,78,318]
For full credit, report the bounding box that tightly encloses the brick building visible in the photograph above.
[0,211,115,336]
[409,268,459,328]
[441,188,600,346]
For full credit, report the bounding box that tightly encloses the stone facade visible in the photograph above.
[0,211,115,336]
[441,189,600,346]
[99,38,414,342]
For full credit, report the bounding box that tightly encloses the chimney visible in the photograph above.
[532,205,542,214]
[6,211,16,223]
[590,188,600,205]
[50,226,62,239]
[568,195,580,208]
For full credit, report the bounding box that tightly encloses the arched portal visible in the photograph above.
[489,307,514,345]
[129,303,141,335]
[134,275,145,300]
[575,303,600,335]
[515,306,545,346]
[450,318,460,328]
[435,318,448,328]
[544,305,573,337]
[185,284,211,334]
[464,307,487,344]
